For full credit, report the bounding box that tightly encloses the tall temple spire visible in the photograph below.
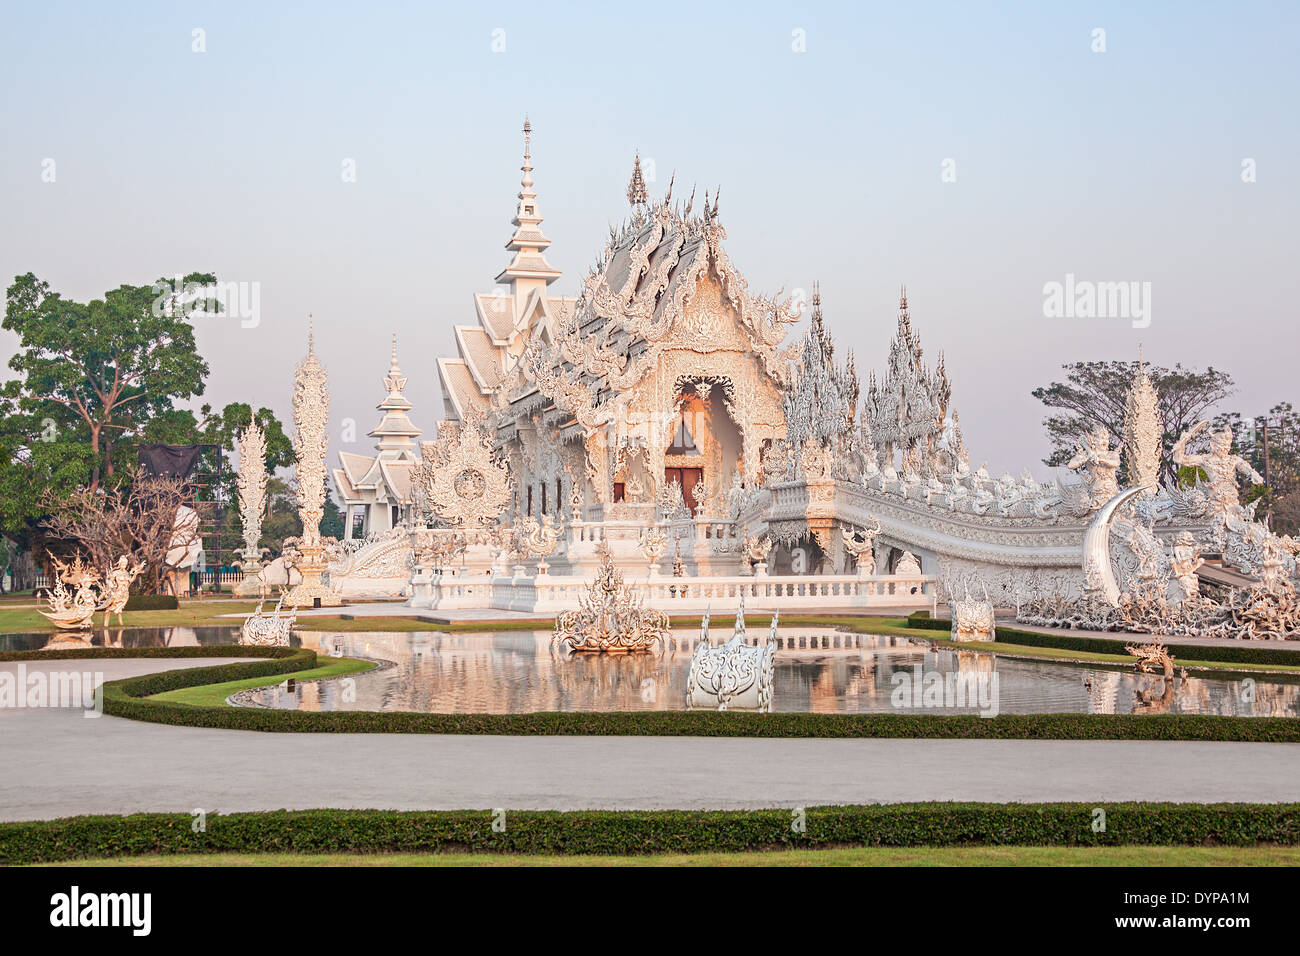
[626,152,648,208]
[496,116,561,300]
[370,334,421,460]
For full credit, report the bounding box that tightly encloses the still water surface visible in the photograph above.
[7,626,1294,716]
[243,629,1299,717]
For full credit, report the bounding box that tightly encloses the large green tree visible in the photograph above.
[3,272,215,491]
[1032,360,1235,484]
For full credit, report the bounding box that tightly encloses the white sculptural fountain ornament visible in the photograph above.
[239,593,298,646]
[685,597,778,712]
[551,545,670,653]
[38,554,144,631]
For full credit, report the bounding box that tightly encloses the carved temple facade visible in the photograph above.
[316,120,1271,617]
[438,121,799,533]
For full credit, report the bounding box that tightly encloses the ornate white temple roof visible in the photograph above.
[333,338,423,508]
[500,170,801,431]
[438,118,577,422]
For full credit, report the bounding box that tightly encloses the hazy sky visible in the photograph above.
[2,1,1296,480]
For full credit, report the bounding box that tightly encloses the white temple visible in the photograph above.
[291,118,1297,632]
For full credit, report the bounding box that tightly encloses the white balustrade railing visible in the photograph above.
[409,567,936,614]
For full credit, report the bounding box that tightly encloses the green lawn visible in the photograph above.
[0,599,260,634]
[38,845,1300,867]
[147,656,377,707]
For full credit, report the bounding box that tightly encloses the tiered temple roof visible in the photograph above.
[334,339,422,533]
[437,118,578,422]
[497,170,801,435]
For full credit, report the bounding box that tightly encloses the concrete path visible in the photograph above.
[4,659,1299,820]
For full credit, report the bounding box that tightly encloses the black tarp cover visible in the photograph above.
[137,444,204,479]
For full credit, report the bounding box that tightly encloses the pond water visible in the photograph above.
[10,625,1295,716]
[233,629,1300,717]
[0,626,240,652]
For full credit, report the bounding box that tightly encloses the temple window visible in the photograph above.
[667,408,699,455]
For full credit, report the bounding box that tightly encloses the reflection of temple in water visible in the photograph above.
[230,629,1300,717]
[4,625,238,653]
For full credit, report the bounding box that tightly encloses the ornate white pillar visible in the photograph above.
[234,417,268,597]
[285,326,342,607]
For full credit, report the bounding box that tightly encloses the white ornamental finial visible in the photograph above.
[383,333,407,395]
[627,151,648,208]
[521,115,533,189]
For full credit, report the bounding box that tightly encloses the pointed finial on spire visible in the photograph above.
[626,151,648,208]
[391,332,399,367]
[519,116,535,191]
[307,313,315,353]
[711,186,720,219]
[899,285,908,312]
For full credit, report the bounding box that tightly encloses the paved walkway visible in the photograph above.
[3,660,1298,821]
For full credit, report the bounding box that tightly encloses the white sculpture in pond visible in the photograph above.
[685,597,777,712]
[946,575,996,642]
[240,594,297,646]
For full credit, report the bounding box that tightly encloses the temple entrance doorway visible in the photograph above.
[663,466,704,514]
[664,381,743,516]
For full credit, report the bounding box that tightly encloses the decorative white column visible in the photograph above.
[285,325,342,607]
[234,417,268,597]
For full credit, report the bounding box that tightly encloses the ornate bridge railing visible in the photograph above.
[410,569,936,614]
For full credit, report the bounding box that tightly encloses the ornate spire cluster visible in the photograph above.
[783,282,860,455]
[626,152,648,208]
[866,288,952,470]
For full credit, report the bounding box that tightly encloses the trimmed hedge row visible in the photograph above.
[99,681,1300,740]
[905,613,1300,666]
[3,803,1298,863]
[0,645,310,664]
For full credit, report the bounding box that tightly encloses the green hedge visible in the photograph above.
[2,803,1297,863]
[123,593,179,611]
[98,678,1300,741]
[905,614,1300,667]
[0,645,308,664]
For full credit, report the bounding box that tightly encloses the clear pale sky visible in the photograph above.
[2,1,1296,479]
